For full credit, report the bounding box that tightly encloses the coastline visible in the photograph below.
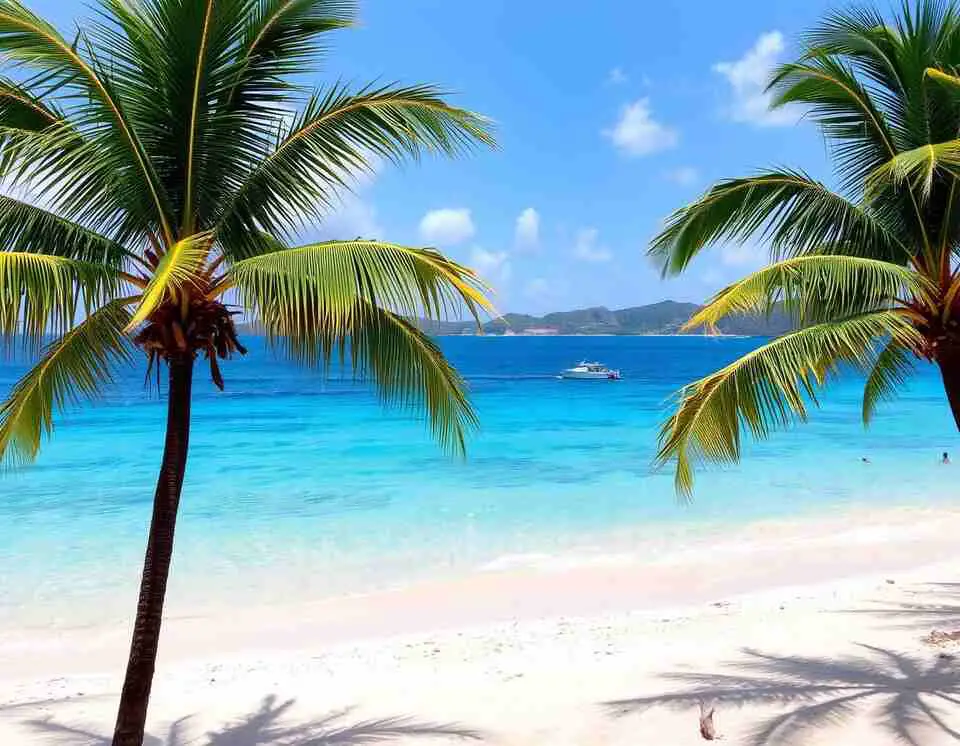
[3,504,960,744]
[5,335,956,642]
[438,332,753,337]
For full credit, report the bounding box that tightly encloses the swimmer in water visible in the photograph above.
[943,452,951,465]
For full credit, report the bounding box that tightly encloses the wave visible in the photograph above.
[463,374,560,381]
[478,551,637,573]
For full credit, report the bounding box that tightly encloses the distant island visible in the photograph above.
[419,300,793,337]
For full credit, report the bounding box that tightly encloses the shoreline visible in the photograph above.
[2,500,957,636]
[436,332,755,338]
[3,552,960,744]
[2,505,960,744]
[4,502,959,635]
[0,506,960,672]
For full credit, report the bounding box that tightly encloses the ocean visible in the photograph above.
[0,335,956,630]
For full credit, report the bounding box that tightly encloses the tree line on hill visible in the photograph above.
[417,300,793,336]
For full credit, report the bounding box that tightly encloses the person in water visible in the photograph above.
[943,452,951,465]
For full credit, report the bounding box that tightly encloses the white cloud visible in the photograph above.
[607,67,628,85]
[720,242,766,267]
[312,152,384,240]
[470,246,511,287]
[604,98,678,156]
[514,207,540,250]
[664,166,699,186]
[573,228,612,262]
[419,208,475,245]
[713,31,800,127]
[316,196,383,240]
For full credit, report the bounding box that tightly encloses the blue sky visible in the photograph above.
[37,0,846,314]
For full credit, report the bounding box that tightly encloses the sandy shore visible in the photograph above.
[2,506,960,745]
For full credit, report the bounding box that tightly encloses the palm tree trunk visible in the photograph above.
[938,344,960,430]
[112,354,194,746]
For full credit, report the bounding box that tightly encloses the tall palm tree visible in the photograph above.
[650,0,960,495]
[0,1,494,744]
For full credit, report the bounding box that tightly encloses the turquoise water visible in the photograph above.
[0,336,957,629]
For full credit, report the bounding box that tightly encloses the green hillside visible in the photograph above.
[420,301,792,336]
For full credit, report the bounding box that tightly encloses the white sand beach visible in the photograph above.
[2,505,960,745]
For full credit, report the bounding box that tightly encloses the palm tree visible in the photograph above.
[0,1,495,744]
[650,0,960,495]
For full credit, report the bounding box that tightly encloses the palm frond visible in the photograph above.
[215,83,495,259]
[862,338,917,425]
[102,0,268,227]
[0,0,175,243]
[0,196,131,266]
[0,77,129,233]
[181,0,220,232]
[887,0,960,149]
[769,10,960,258]
[353,307,476,455]
[0,252,118,348]
[867,140,960,201]
[0,111,142,243]
[0,75,61,133]
[226,240,488,453]
[0,75,70,178]
[657,311,924,496]
[687,255,932,330]
[925,66,960,90]
[649,170,906,275]
[801,3,960,151]
[273,302,477,454]
[225,0,356,106]
[801,7,906,100]
[125,232,211,331]
[942,270,960,322]
[191,1,358,225]
[652,1,960,495]
[223,239,493,328]
[89,0,255,237]
[769,56,898,194]
[0,299,132,466]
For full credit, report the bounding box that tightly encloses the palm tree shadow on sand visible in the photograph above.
[604,645,960,746]
[25,694,484,746]
[855,583,960,634]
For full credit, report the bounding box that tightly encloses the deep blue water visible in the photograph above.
[0,336,956,628]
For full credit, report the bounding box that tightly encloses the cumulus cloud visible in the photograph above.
[514,207,540,250]
[470,246,511,287]
[315,196,382,240]
[713,31,800,127]
[573,228,612,262]
[604,98,678,156]
[419,208,476,245]
[664,166,699,186]
[607,67,628,85]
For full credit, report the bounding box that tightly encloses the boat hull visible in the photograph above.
[560,371,620,380]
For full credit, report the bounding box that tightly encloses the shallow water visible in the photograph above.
[0,336,956,629]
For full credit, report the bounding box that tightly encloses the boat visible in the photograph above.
[559,361,622,380]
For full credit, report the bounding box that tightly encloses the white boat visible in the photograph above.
[559,361,622,380]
